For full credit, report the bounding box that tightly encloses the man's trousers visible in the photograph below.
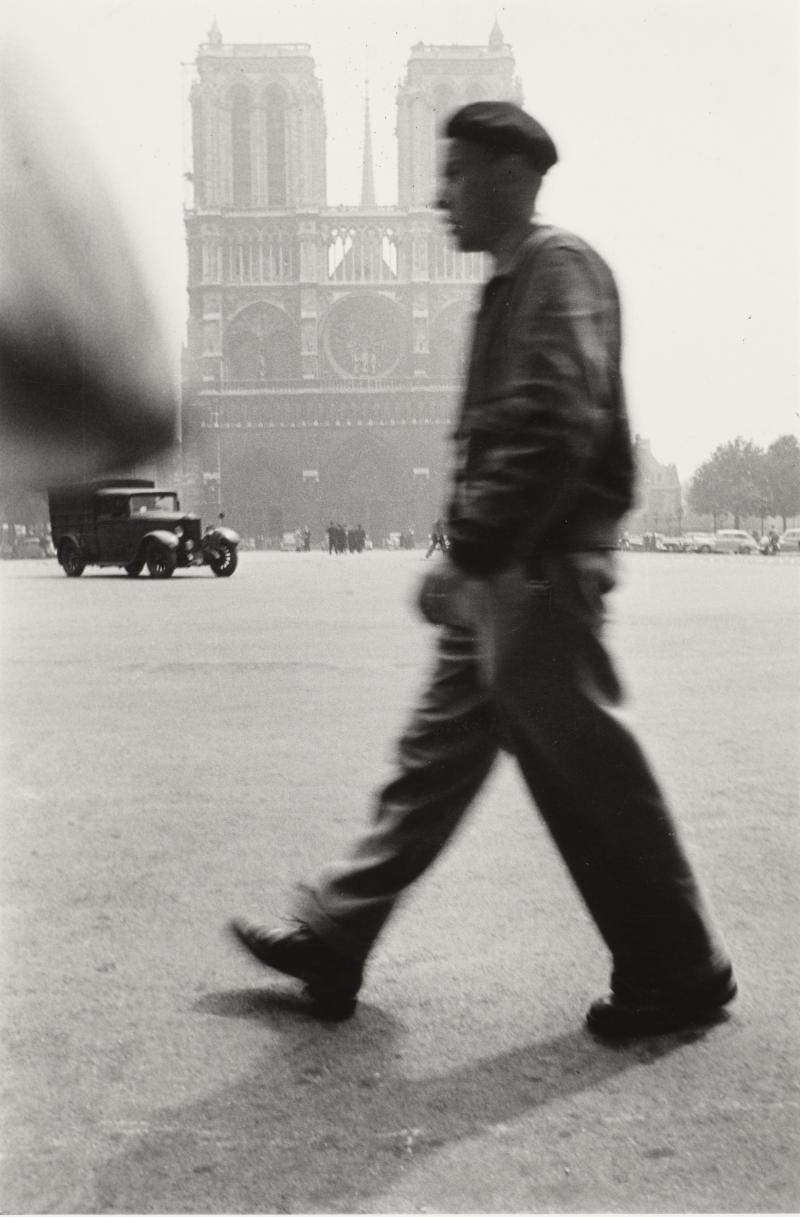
[295,553,732,1002]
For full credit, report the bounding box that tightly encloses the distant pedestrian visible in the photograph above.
[425,518,448,558]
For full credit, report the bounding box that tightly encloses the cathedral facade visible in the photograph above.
[181,21,522,544]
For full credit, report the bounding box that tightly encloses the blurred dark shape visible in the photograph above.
[0,46,176,490]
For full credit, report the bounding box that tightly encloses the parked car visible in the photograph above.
[687,530,759,554]
[280,530,302,551]
[685,532,718,553]
[0,534,52,559]
[661,536,692,552]
[713,529,760,554]
[48,479,240,577]
[15,536,51,559]
[779,527,800,553]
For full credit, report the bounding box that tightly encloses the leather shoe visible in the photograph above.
[586,972,737,1039]
[228,918,362,1020]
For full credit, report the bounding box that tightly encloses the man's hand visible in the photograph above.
[416,559,470,626]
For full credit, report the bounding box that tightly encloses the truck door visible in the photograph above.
[95,495,131,563]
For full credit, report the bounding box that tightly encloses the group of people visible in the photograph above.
[326,522,367,554]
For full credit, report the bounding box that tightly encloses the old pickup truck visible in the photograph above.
[48,479,239,578]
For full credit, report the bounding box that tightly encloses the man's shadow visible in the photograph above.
[91,985,714,1214]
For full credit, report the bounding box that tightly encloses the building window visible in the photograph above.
[192,95,205,207]
[382,231,398,278]
[264,229,293,280]
[231,86,252,207]
[432,84,454,192]
[266,86,287,207]
[326,226,398,281]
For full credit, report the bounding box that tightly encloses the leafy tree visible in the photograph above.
[687,459,727,530]
[723,438,765,527]
[763,434,800,529]
[688,437,765,528]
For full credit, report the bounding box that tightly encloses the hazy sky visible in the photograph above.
[4,0,798,479]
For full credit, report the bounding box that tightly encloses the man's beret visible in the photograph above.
[445,101,558,174]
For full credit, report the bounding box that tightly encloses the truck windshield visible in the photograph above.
[130,494,179,514]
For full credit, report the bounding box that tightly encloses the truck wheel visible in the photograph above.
[125,559,144,577]
[146,544,176,578]
[59,539,85,577]
[209,541,238,577]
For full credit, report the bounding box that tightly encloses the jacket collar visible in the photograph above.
[490,221,540,278]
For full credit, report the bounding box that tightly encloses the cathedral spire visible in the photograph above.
[489,17,504,50]
[360,82,376,207]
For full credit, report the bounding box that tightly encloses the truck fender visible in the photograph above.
[140,529,179,554]
[56,531,84,557]
[202,525,240,548]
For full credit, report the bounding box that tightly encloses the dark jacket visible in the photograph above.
[446,223,635,577]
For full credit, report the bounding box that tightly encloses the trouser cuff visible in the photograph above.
[292,883,376,965]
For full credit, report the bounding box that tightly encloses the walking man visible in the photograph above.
[425,516,448,558]
[230,101,735,1037]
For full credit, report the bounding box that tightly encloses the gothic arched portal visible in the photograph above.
[326,432,410,543]
[221,442,287,541]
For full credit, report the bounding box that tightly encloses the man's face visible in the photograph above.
[437,139,505,252]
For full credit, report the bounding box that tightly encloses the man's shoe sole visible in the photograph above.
[586,977,737,1039]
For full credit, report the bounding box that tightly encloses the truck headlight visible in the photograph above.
[185,539,194,552]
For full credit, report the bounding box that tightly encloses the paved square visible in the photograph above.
[1,550,798,1212]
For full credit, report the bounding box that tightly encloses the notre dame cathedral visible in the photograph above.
[180,20,522,544]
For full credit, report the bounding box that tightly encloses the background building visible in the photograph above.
[180,21,521,545]
[628,436,683,536]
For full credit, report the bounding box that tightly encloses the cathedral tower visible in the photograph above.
[396,21,522,209]
[190,22,326,210]
[181,23,525,544]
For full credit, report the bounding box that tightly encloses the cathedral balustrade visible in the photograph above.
[192,225,487,286]
[208,377,459,395]
[196,396,457,431]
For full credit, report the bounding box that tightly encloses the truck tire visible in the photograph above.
[59,539,85,577]
[146,543,176,578]
[209,540,237,577]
